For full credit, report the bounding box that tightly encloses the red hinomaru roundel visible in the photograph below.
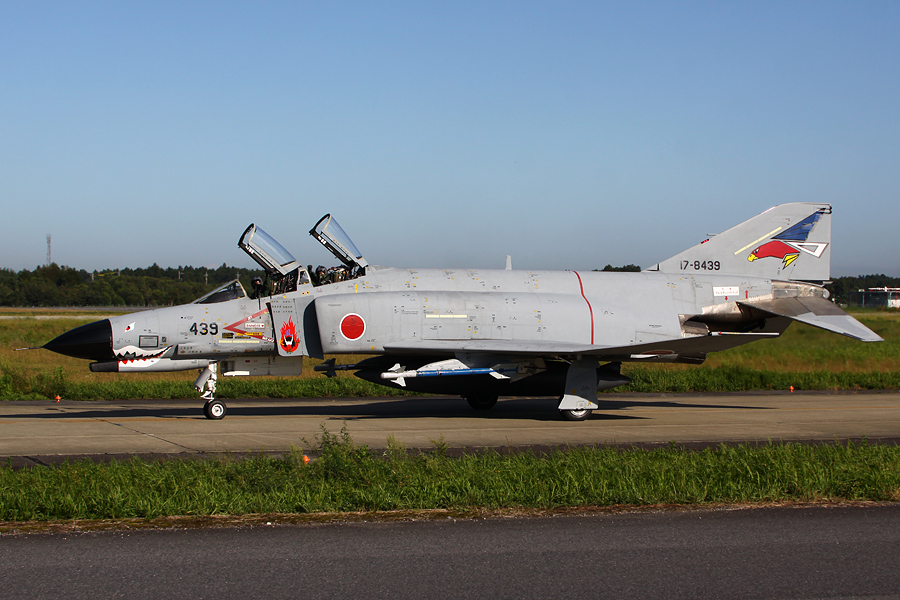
[340,313,366,340]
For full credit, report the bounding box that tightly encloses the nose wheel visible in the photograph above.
[203,399,227,420]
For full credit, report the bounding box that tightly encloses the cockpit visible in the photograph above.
[193,279,247,304]
[238,214,368,297]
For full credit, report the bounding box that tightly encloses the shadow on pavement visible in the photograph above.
[1,395,771,422]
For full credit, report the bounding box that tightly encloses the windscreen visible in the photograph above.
[193,280,247,304]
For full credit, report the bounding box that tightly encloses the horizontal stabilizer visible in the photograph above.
[739,296,882,342]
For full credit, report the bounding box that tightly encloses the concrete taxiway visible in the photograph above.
[1,391,899,464]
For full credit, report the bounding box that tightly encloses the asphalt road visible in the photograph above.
[3,505,900,599]
[2,391,900,465]
[4,393,900,599]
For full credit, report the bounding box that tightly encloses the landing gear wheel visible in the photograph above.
[203,399,227,420]
[560,408,592,421]
[465,393,499,410]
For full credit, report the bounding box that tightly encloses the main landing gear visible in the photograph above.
[556,359,601,421]
[559,406,592,421]
[195,363,227,420]
[465,392,499,410]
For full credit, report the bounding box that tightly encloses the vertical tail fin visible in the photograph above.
[646,203,832,283]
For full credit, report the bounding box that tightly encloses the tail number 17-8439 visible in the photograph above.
[681,260,721,271]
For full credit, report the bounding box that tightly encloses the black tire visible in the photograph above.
[203,400,227,420]
[465,393,499,410]
[559,408,592,421]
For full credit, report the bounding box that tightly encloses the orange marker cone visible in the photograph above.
[55,395,61,402]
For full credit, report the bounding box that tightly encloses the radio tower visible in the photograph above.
[46,234,52,266]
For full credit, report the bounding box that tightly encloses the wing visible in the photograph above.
[739,296,882,342]
[383,332,779,361]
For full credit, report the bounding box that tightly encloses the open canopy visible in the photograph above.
[238,224,302,277]
[238,214,368,281]
[310,214,369,271]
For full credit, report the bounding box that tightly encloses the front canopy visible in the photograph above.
[238,224,302,276]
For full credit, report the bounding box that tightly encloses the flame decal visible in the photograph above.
[280,316,299,353]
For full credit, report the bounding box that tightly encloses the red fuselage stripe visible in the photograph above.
[573,271,594,344]
[224,308,270,335]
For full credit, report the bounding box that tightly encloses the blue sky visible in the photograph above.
[2,2,898,276]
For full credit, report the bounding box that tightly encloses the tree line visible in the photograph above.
[0,264,263,307]
[0,263,896,307]
[828,274,900,306]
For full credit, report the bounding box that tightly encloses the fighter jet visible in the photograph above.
[42,204,881,420]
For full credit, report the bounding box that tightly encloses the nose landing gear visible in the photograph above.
[203,399,227,420]
[195,363,227,420]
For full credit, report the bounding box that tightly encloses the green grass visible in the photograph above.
[620,365,900,393]
[703,310,900,373]
[2,430,898,521]
[0,362,415,401]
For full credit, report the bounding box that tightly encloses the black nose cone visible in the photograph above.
[43,319,114,361]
